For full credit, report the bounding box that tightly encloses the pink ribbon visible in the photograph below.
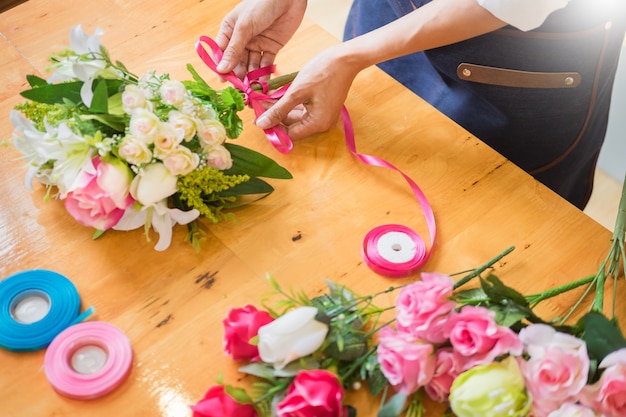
[195,36,294,153]
[196,36,436,277]
[341,108,436,276]
[44,321,133,400]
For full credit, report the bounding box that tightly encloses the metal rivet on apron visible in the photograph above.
[564,76,575,86]
[462,68,472,77]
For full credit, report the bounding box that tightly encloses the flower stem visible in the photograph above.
[453,246,515,289]
[250,72,298,92]
[526,274,596,308]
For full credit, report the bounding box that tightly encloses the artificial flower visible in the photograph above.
[64,156,134,230]
[9,24,292,251]
[257,306,329,370]
[275,370,348,417]
[191,385,257,417]
[223,305,274,362]
[449,356,532,417]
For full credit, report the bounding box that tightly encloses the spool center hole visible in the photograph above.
[10,290,51,324]
[391,243,403,252]
[71,344,108,374]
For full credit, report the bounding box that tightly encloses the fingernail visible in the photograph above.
[256,114,271,129]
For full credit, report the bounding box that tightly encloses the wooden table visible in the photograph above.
[0,1,622,416]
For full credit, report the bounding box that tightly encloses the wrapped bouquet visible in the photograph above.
[9,25,292,251]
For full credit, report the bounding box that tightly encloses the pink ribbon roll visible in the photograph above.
[196,37,436,277]
[44,321,133,400]
[341,108,436,277]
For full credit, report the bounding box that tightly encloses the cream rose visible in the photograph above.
[159,79,187,107]
[118,135,153,165]
[129,108,162,143]
[130,162,178,206]
[152,123,183,159]
[205,144,233,170]
[163,147,199,176]
[121,84,148,114]
[168,110,197,142]
[197,118,227,148]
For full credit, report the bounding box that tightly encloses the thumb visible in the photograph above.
[216,44,240,74]
[255,97,297,129]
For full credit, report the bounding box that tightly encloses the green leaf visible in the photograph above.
[26,74,48,88]
[218,176,274,197]
[324,332,369,361]
[583,311,626,362]
[455,288,488,303]
[366,364,389,397]
[20,80,83,104]
[225,143,292,179]
[223,385,254,405]
[89,79,109,113]
[80,114,126,132]
[378,393,407,417]
[481,275,529,307]
[221,86,245,111]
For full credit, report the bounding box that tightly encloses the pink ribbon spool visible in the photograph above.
[362,224,428,278]
[44,321,133,400]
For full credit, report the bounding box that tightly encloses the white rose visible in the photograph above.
[163,147,199,176]
[197,118,227,147]
[153,123,183,159]
[159,79,187,107]
[130,163,178,206]
[122,84,148,114]
[205,144,233,170]
[129,109,162,143]
[118,135,153,165]
[257,306,329,370]
[168,110,197,142]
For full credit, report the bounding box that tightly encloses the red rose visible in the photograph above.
[223,305,273,361]
[191,385,257,417]
[276,370,348,417]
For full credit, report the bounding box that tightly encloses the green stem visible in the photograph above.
[453,246,515,289]
[250,72,298,92]
[526,274,597,308]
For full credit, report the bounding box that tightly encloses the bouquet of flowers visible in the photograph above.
[192,192,626,417]
[8,25,292,251]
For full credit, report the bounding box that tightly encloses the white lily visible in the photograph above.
[113,200,200,251]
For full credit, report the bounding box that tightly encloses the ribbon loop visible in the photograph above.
[195,36,293,153]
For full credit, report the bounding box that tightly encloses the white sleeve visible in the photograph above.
[475,0,571,31]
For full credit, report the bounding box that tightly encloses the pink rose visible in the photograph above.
[581,348,626,417]
[546,402,598,417]
[444,306,522,371]
[395,272,456,344]
[424,347,462,403]
[64,156,134,230]
[518,324,589,412]
[223,305,273,361]
[377,326,436,394]
[276,370,348,417]
[191,385,257,417]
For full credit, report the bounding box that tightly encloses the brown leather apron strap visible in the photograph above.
[456,63,582,88]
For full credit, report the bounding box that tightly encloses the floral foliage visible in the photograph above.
[192,243,626,417]
[9,25,292,250]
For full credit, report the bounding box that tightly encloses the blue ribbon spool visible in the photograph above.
[0,269,94,351]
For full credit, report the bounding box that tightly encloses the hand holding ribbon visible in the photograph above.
[196,36,295,154]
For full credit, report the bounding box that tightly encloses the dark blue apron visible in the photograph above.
[344,0,626,208]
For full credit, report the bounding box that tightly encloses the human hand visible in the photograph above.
[255,45,360,140]
[215,0,307,78]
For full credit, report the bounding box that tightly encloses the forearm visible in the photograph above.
[335,0,507,72]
